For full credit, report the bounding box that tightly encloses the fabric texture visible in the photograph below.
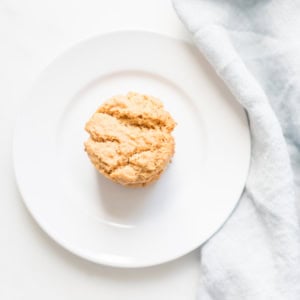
[172,1,300,299]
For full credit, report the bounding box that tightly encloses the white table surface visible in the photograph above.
[0,0,200,299]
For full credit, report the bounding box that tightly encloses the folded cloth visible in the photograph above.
[172,1,300,299]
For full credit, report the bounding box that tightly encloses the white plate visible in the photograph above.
[13,31,250,268]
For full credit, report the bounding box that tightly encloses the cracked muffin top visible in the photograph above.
[84,92,176,187]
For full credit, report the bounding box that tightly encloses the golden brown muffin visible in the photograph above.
[84,92,176,186]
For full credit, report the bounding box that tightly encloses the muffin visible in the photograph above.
[84,92,176,186]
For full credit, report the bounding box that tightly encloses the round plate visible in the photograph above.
[13,31,250,268]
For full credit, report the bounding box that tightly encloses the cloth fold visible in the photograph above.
[172,1,300,299]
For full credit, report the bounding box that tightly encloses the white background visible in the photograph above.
[0,0,200,299]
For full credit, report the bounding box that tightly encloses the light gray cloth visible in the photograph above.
[172,1,300,299]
